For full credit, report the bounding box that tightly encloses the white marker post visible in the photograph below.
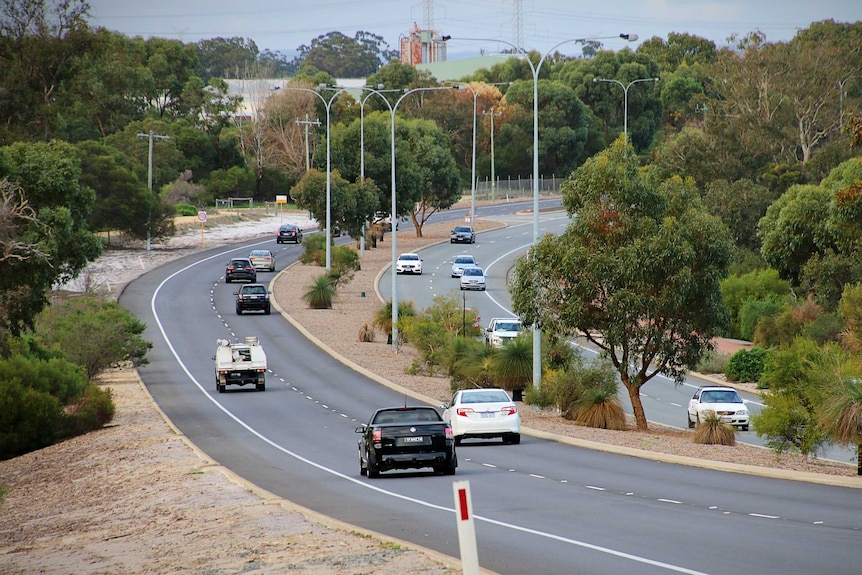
[453,480,480,575]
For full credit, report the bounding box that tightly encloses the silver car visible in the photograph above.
[459,266,486,290]
[451,254,477,277]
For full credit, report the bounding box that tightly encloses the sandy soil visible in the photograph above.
[1,203,858,575]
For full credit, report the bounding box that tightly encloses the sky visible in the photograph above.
[84,0,861,57]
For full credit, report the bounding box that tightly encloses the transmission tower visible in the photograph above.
[423,0,434,30]
[511,0,523,50]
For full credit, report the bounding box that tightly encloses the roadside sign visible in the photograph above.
[198,211,207,223]
[276,195,288,204]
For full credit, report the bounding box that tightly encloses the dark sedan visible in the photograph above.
[225,258,257,283]
[450,225,476,244]
[276,224,303,244]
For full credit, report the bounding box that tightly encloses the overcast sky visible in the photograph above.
[85,0,861,56]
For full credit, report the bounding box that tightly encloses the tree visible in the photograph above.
[636,32,717,73]
[510,137,734,429]
[703,179,779,251]
[0,140,102,335]
[292,31,396,78]
[288,168,379,240]
[75,139,155,240]
[752,337,833,458]
[194,37,259,82]
[0,0,94,142]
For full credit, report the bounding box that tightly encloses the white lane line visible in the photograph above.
[749,513,780,519]
[658,499,683,504]
[585,485,606,491]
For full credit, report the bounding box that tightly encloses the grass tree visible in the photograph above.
[302,274,336,309]
[817,359,862,475]
[491,335,533,400]
[693,411,737,446]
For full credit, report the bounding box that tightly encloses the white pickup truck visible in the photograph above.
[214,337,267,393]
[484,318,523,347]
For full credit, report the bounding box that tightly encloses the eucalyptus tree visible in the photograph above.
[510,137,734,429]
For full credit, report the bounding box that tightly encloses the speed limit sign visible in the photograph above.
[198,211,207,223]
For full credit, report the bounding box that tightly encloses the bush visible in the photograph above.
[725,347,768,383]
[738,298,783,341]
[693,411,736,445]
[0,378,63,460]
[63,386,115,436]
[0,353,88,404]
[302,274,336,309]
[800,312,844,344]
[300,233,328,266]
[695,349,730,375]
[174,203,199,216]
[35,293,152,379]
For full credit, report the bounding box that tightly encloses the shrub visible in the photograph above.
[358,323,375,342]
[63,386,115,436]
[725,347,768,383]
[693,411,736,445]
[0,378,63,460]
[302,274,336,309]
[800,312,844,344]
[695,349,730,375]
[300,233,328,266]
[174,203,199,217]
[35,293,152,378]
[738,298,782,341]
[0,354,88,404]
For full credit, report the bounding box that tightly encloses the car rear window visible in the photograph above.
[455,256,474,264]
[462,391,510,403]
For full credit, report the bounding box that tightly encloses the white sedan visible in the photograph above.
[687,386,750,431]
[395,252,422,274]
[441,388,521,445]
[451,254,477,277]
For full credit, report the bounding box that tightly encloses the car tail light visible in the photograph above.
[501,405,517,416]
[372,429,382,442]
[445,426,453,439]
[456,407,473,417]
[227,265,235,271]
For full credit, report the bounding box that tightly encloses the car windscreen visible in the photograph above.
[701,390,742,403]
[498,322,520,331]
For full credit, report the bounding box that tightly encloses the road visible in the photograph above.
[119,202,862,575]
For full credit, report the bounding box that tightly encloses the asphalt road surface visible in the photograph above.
[120,203,862,575]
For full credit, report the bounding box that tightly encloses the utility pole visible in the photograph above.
[136,130,170,251]
[295,114,321,170]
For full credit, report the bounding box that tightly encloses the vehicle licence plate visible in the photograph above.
[398,436,428,445]
[481,412,495,418]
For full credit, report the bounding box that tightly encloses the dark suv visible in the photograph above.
[225,258,257,283]
[234,284,271,315]
[276,224,303,244]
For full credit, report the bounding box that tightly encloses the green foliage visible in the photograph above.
[837,283,862,353]
[693,411,736,445]
[401,315,450,376]
[738,298,783,341]
[0,141,103,335]
[326,245,360,288]
[0,378,63,460]
[571,369,626,430]
[800,312,844,344]
[514,137,734,429]
[299,232,327,266]
[753,338,832,457]
[490,335,533,392]
[302,274,336,309]
[719,268,790,338]
[372,300,416,337]
[174,203,199,216]
[402,293,482,375]
[724,347,768,383]
[292,31,397,78]
[34,293,152,379]
[703,179,778,251]
[448,339,498,390]
[0,353,88,404]
[62,386,115,436]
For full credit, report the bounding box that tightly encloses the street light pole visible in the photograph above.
[363,85,456,350]
[136,130,169,252]
[443,33,638,391]
[592,76,659,137]
[279,85,348,271]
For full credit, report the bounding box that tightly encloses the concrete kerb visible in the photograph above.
[269,226,861,490]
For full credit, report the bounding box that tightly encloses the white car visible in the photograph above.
[459,266,486,290]
[395,252,422,274]
[441,388,521,445]
[451,254,477,277]
[484,318,523,347]
[687,386,750,431]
